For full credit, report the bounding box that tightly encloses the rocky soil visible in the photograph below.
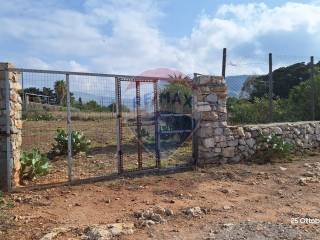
[1,154,320,239]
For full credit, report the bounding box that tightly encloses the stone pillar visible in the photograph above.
[0,63,22,190]
[194,75,228,165]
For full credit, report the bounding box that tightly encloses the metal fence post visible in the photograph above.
[135,81,142,170]
[21,72,26,111]
[66,73,73,182]
[115,77,123,174]
[222,48,227,78]
[311,56,315,121]
[153,81,161,169]
[268,53,273,123]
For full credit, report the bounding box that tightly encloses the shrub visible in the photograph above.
[22,112,55,121]
[20,149,50,180]
[227,97,290,124]
[52,128,91,156]
[159,81,193,143]
[256,133,294,163]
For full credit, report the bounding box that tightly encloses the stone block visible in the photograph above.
[224,128,232,136]
[222,147,235,158]
[201,111,218,121]
[245,132,251,138]
[239,139,246,145]
[227,139,238,147]
[198,127,213,138]
[214,147,221,153]
[217,141,227,148]
[214,136,226,142]
[230,155,241,163]
[196,103,211,112]
[198,76,211,85]
[271,127,282,135]
[208,86,227,93]
[246,138,255,148]
[203,138,215,148]
[237,127,245,137]
[239,145,248,151]
[214,128,224,135]
[205,94,218,103]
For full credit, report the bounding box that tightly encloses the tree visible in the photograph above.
[242,62,320,100]
[54,80,66,105]
[159,76,193,142]
[84,100,100,111]
[227,97,289,124]
[106,102,130,112]
[159,78,192,114]
[286,75,320,121]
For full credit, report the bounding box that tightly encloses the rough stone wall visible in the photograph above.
[0,63,22,189]
[194,75,320,165]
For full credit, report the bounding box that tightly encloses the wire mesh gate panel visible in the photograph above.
[8,68,194,190]
[157,79,194,168]
[116,77,160,172]
[12,69,119,189]
[117,77,194,173]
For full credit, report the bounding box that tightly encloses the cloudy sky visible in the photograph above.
[1,0,320,76]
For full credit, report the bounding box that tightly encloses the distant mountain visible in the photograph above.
[225,75,250,97]
[72,75,251,107]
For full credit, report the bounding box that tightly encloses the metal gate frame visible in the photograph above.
[116,76,195,175]
[3,68,196,191]
[115,77,161,173]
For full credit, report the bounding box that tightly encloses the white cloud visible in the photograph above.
[182,2,320,75]
[1,0,320,77]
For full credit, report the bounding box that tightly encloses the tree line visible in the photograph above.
[228,61,320,124]
[23,80,130,112]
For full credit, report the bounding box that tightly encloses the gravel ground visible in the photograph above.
[206,221,319,240]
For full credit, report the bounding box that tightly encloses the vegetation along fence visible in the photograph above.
[226,54,320,124]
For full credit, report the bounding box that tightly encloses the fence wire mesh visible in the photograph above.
[158,79,193,167]
[226,54,320,125]
[21,71,68,185]
[11,68,194,189]
[68,75,118,180]
[19,71,120,187]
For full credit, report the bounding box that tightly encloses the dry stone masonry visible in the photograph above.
[194,75,320,165]
[0,63,22,189]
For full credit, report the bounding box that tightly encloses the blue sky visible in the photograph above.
[1,0,320,76]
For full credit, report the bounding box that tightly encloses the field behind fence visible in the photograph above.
[17,69,193,189]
